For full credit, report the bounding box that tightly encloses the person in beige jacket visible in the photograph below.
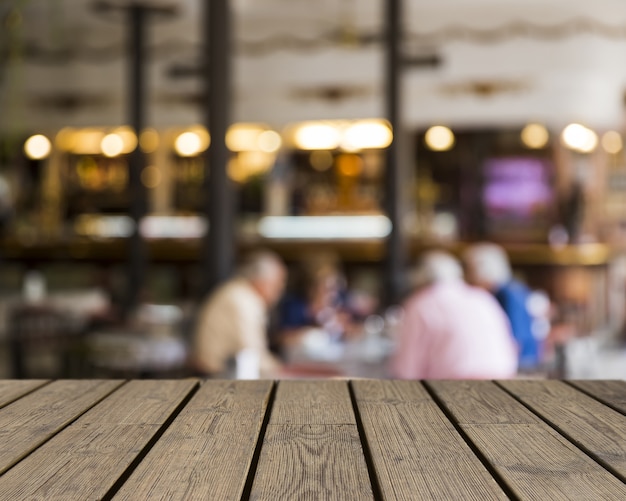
[191,250,287,378]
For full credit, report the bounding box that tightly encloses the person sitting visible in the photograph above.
[463,243,542,371]
[390,250,518,379]
[190,250,287,378]
[278,254,354,344]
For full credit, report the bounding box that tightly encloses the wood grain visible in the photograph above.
[112,380,273,501]
[0,379,123,475]
[268,379,357,424]
[250,380,374,500]
[0,380,197,501]
[352,380,508,500]
[0,380,48,409]
[568,380,626,415]
[499,379,626,479]
[428,380,626,500]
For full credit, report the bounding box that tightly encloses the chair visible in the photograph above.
[7,304,84,378]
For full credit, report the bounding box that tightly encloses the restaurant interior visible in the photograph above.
[1,0,626,380]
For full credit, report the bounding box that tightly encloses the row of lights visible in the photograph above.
[23,119,393,161]
[24,120,625,161]
[423,123,624,154]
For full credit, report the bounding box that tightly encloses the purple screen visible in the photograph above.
[483,157,552,217]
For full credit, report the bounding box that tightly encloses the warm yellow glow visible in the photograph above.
[521,123,549,149]
[336,154,363,177]
[425,126,455,151]
[101,134,124,157]
[227,158,246,183]
[72,129,105,155]
[55,127,77,151]
[113,126,137,154]
[24,134,52,160]
[226,125,261,151]
[228,151,275,183]
[140,128,160,153]
[258,130,282,153]
[175,132,203,157]
[188,125,210,151]
[602,130,623,154]
[310,150,334,171]
[141,165,162,188]
[239,151,274,175]
[341,120,393,151]
[294,122,341,150]
[562,123,598,153]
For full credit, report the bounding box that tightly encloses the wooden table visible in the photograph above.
[0,379,624,500]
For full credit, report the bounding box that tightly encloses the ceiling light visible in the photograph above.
[101,133,124,157]
[24,134,52,160]
[425,126,455,151]
[341,120,393,151]
[226,124,261,151]
[294,122,341,150]
[562,123,598,153]
[175,131,202,157]
[601,130,623,154]
[521,123,549,149]
[257,130,282,153]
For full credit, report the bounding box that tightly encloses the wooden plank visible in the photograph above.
[112,380,273,501]
[268,379,357,424]
[250,380,374,500]
[352,380,508,500]
[0,379,197,501]
[0,379,123,475]
[428,381,626,500]
[0,380,48,409]
[568,380,626,415]
[499,380,626,479]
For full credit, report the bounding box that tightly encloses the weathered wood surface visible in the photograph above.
[0,379,624,500]
[113,380,273,501]
[0,379,47,408]
[0,380,197,501]
[352,379,508,500]
[499,379,626,480]
[0,379,123,475]
[249,380,374,500]
[568,379,626,415]
[427,380,626,500]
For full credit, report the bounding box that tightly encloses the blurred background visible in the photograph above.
[1,0,626,379]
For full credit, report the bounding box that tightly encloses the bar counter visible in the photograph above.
[0,379,624,500]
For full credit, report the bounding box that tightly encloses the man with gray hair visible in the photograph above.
[191,250,287,378]
[463,243,541,370]
[391,250,518,379]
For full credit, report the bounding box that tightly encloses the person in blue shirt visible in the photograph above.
[463,243,542,370]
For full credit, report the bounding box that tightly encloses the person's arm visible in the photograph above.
[234,296,282,378]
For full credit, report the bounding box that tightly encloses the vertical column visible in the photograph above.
[201,0,234,297]
[384,0,406,305]
[125,4,148,313]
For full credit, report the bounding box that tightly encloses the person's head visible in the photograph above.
[463,243,512,290]
[239,250,287,306]
[412,250,463,289]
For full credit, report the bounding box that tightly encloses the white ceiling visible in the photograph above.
[4,0,626,133]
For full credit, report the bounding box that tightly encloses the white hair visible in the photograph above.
[238,250,285,281]
[463,243,512,286]
[412,251,463,288]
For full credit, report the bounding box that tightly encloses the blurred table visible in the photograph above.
[281,329,395,379]
[1,379,624,499]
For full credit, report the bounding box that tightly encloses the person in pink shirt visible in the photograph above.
[390,251,518,379]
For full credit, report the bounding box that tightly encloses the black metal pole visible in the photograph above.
[125,4,148,313]
[202,0,234,297]
[384,0,406,305]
